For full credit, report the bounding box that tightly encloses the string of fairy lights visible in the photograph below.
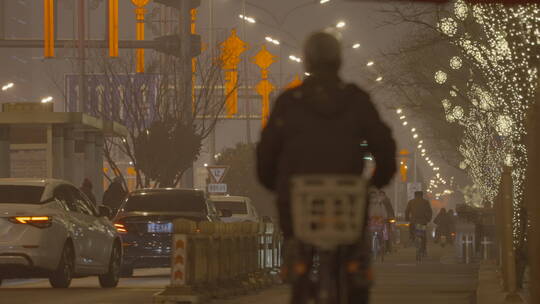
[433,0,539,243]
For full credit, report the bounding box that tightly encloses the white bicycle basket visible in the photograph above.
[291,175,368,250]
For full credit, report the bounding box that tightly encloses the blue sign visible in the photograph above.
[65,74,160,125]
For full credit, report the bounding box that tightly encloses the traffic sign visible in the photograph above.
[207,166,229,183]
[208,183,227,194]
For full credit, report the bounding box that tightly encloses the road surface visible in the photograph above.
[0,268,170,304]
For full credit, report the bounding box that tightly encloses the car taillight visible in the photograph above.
[9,216,52,228]
[114,223,127,234]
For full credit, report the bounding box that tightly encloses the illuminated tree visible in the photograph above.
[379,0,539,286]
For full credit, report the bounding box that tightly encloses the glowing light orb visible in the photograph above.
[454,0,469,20]
[496,115,513,136]
[438,18,458,37]
[452,106,465,120]
[450,56,463,69]
[435,70,448,84]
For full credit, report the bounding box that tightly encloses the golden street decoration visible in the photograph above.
[253,45,276,127]
[131,0,149,73]
[220,30,248,117]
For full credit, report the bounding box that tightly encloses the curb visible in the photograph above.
[476,262,525,304]
[153,273,281,304]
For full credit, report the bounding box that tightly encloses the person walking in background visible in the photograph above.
[103,176,127,214]
[447,209,457,243]
[80,178,96,205]
[434,208,452,246]
[379,190,395,253]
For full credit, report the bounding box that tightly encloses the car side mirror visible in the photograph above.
[98,205,112,219]
[220,209,233,218]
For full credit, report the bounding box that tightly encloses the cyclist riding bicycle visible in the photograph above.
[405,191,433,257]
[257,31,396,304]
[378,190,396,253]
[368,190,392,260]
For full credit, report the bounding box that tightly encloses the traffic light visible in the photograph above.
[108,0,119,57]
[154,34,201,58]
[43,0,54,58]
[152,0,202,59]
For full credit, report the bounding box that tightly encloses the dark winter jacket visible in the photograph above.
[381,196,395,219]
[80,178,96,205]
[103,182,127,213]
[434,210,452,234]
[405,197,433,225]
[256,74,397,237]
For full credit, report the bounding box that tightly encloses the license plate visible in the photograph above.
[147,222,173,233]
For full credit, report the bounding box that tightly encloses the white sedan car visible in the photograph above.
[0,179,122,288]
[210,195,260,223]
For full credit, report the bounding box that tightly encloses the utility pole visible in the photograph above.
[181,1,193,188]
[0,0,5,40]
[241,0,251,144]
[77,0,86,112]
[209,0,217,163]
[414,150,417,183]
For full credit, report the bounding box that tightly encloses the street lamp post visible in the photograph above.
[241,0,251,144]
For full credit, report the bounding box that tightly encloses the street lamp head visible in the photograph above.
[2,82,14,91]
[41,96,53,103]
[265,36,280,45]
[352,43,361,49]
[289,55,302,63]
[320,0,331,4]
[366,61,374,67]
[336,21,346,28]
[239,14,256,24]
[376,76,383,82]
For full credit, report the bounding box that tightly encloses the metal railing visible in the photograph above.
[154,219,282,303]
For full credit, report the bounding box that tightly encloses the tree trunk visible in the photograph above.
[526,81,539,303]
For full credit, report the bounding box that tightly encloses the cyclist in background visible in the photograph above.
[405,191,433,256]
[368,189,391,260]
[379,190,395,253]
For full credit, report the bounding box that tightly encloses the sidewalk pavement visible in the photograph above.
[211,243,479,304]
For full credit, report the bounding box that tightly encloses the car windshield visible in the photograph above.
[124,191,206,213]
[0,185,45,204]
[213,201,247,215]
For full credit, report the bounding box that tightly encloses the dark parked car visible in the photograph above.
[113,188,220,276]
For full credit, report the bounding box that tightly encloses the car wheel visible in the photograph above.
[99,243,121,288]
[120,265,134,278]
[49,243,74,288]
